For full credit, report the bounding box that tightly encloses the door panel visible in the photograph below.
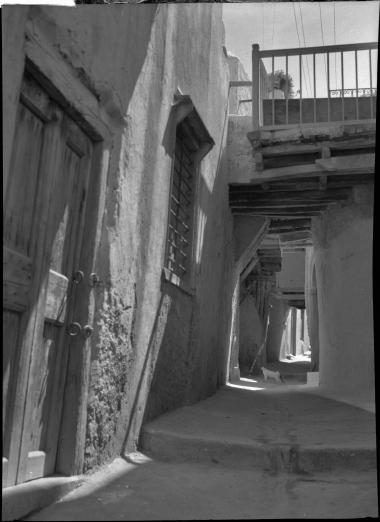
[3,72,94,486]
[18,117,93,484]
[3,247,33,312]
[3,80,55,487]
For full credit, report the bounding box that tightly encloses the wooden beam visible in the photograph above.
[319,175,328,191]
[235,210,321,215]
[256,137,375,157]
[245,153,375,184]
[231,203,330,210]
[280,230,311,242]
[270,218,311,226]
[229,191,349,202]
[229,174,373,193]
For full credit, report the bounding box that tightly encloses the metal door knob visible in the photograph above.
[72,270,84,284]
[67,322,82,336]
[82,325,94,338]
[89,273,100,287]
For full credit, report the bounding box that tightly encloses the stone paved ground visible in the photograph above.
[24,379,377,520]
[24,456,377,520]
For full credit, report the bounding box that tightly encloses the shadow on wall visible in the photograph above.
[57,4,162,472]
[85,3,231,465]
[141,111,232,424]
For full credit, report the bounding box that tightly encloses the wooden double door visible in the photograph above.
[3,72,94,486]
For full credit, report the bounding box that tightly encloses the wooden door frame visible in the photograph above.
[5,21,119,481]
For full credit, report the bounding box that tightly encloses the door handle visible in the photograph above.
[67,322,82,336]
[72,270,84,284]
[82,325,94,338]
[89,273,100,287]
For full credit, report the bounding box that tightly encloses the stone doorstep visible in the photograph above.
[141,430,377,474]
[2,474,84,521]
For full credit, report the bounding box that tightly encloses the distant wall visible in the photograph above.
[227,115,255,183]
[226,53,252,115]
[266,295,289,363]
[277,251,305,290]
[239,294,264,374]
[305,247,319,370]
[312,184,374,402]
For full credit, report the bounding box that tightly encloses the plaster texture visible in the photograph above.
[305,246,320,371]
[311,185,374,406]
[3,3,234,476]
[277,251,305,291]
[266,296,289,363]
[227,53,252,116]
[238,294,264,373]
[227,115,255,183]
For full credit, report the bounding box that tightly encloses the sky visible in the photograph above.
[223,1,379,95]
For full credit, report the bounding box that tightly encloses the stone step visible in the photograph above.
[141,427,376,475]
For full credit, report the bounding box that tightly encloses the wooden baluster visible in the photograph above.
[272,55,275,126]
[313,53,316,123]
[252,44,260,130]
[327,52,330,122]
[355,50,359,120]
[341,51,345,121]
[369,48,373,119]
[299,54,302,124]
[286,55,289,125]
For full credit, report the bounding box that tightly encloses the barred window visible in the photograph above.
[166,122,199,279]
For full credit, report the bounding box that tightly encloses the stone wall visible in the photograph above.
[3,3,234,473]
[311,184,374,403]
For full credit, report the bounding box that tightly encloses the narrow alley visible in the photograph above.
[2,1,377,520]
[22,377,377,520]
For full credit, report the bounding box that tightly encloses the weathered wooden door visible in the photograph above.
[3,72,93,486]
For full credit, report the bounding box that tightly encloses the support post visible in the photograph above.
[252,44,260,131]
[291,307,297,355]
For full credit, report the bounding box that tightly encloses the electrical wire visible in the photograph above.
[299,3,313,97]
[333,1,337,89]
[271,2,276,49]
[318,2,328,86]
[292,2,310,97]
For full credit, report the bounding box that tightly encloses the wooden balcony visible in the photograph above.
[230,41,378,130]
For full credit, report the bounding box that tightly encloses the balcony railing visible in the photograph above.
[230,41,378,130]
[329,88,377,97]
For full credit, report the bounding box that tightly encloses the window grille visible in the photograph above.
[166,122,199,279]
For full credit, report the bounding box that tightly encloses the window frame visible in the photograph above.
[162,93,214,294]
